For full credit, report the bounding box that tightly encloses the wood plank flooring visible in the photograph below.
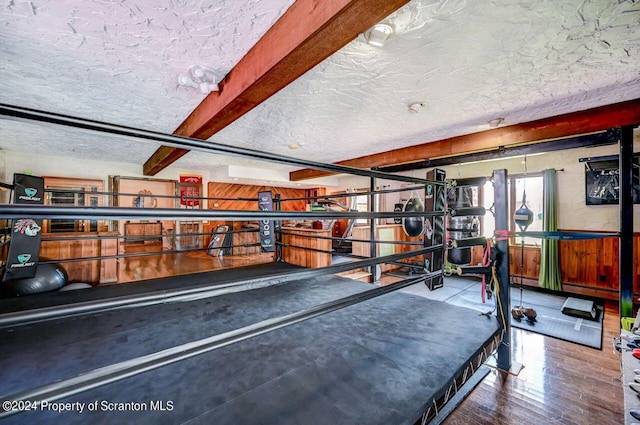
[117,243,274,283]
[443,300,624,425]
[112,245,625,424]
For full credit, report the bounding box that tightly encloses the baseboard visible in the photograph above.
[510,274,618,301]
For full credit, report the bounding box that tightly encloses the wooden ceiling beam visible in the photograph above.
[289,99,640,181]
[143,0,411,176]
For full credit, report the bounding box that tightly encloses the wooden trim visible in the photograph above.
[516,277,620,301]
[143,0,411,176]
[290,99,640,181]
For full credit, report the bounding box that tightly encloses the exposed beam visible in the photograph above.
[144,0,411,176]
[375,130,619,172]
[290,99,640,181]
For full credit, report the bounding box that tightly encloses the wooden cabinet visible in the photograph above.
[232,223,261,255]
[176,221,202,249]
[124,222,162,244]
[40,232,118,284]
[43,176,107,234]
[281,227,331,268]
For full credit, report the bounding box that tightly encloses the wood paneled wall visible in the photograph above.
[207,183,308,211]
[470,231,640,300]
[558,231,640,299]
[206,183,315,236]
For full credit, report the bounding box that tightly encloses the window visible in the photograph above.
[354,194,369,224]
[476,174,543,245]
[512,176,543,245]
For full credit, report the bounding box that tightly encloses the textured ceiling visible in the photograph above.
[0,0,639,184]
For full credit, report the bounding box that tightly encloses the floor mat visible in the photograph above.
[402,276,604,349]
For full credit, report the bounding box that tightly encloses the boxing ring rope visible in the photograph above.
[37,184,428,203]
[0,204,442,220]
[0,103,440,186]
[0,245,444,329]
[0,104,513,425]
[0,272,438,420]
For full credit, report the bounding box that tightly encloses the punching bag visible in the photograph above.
[402,198,424,237]
[447,186,479,265]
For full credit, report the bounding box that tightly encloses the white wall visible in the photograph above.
[335,131,640,232]
[3,151,211,184]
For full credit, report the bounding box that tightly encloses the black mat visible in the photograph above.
[441,277,604,349]
[0,273,499,425]
[0,262,299,314]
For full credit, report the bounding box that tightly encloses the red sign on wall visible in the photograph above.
[179,175,202,207]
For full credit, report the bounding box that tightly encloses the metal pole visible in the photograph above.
[274,194,283,262]
[493,169,511,371]
[619,126,635,318]
[369,176,377,283]
[0,104,438,186]
[0,204,439,220]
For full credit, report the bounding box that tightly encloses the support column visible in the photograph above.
[493,169,512,371]
[619,126,635,318]
[424,168,446,290]
[369,177,377,283]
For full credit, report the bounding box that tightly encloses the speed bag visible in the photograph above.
[402,197,425,237]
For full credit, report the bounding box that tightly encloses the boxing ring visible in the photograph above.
[0,104,510,424]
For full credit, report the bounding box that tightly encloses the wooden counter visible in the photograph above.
[40,232,119,284]
[231,222,261,255]
[281,227,331,268]
[352,224,422,272]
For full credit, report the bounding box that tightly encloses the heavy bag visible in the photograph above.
[402,198,424,237]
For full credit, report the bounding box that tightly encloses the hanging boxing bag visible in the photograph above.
[402,197,425,237]
[447,186,478,265]
[514,192,534,231]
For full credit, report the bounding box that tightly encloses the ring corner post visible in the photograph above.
[493,169,512,372]
[369,176,377,284]
[619,126,635,318]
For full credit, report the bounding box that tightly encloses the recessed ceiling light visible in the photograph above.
[363,24,394,47]
[488,118,505,128]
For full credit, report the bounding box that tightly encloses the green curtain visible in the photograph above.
[538,169,562,290]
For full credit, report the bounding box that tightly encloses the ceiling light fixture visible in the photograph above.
[178,65,219,94]
[488,117,505,128]
[363,23,394,47]
[409,102,424,113]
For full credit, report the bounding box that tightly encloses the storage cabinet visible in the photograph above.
[124,222,162,244]
[281,227,331,268]
[43,176,107,233]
